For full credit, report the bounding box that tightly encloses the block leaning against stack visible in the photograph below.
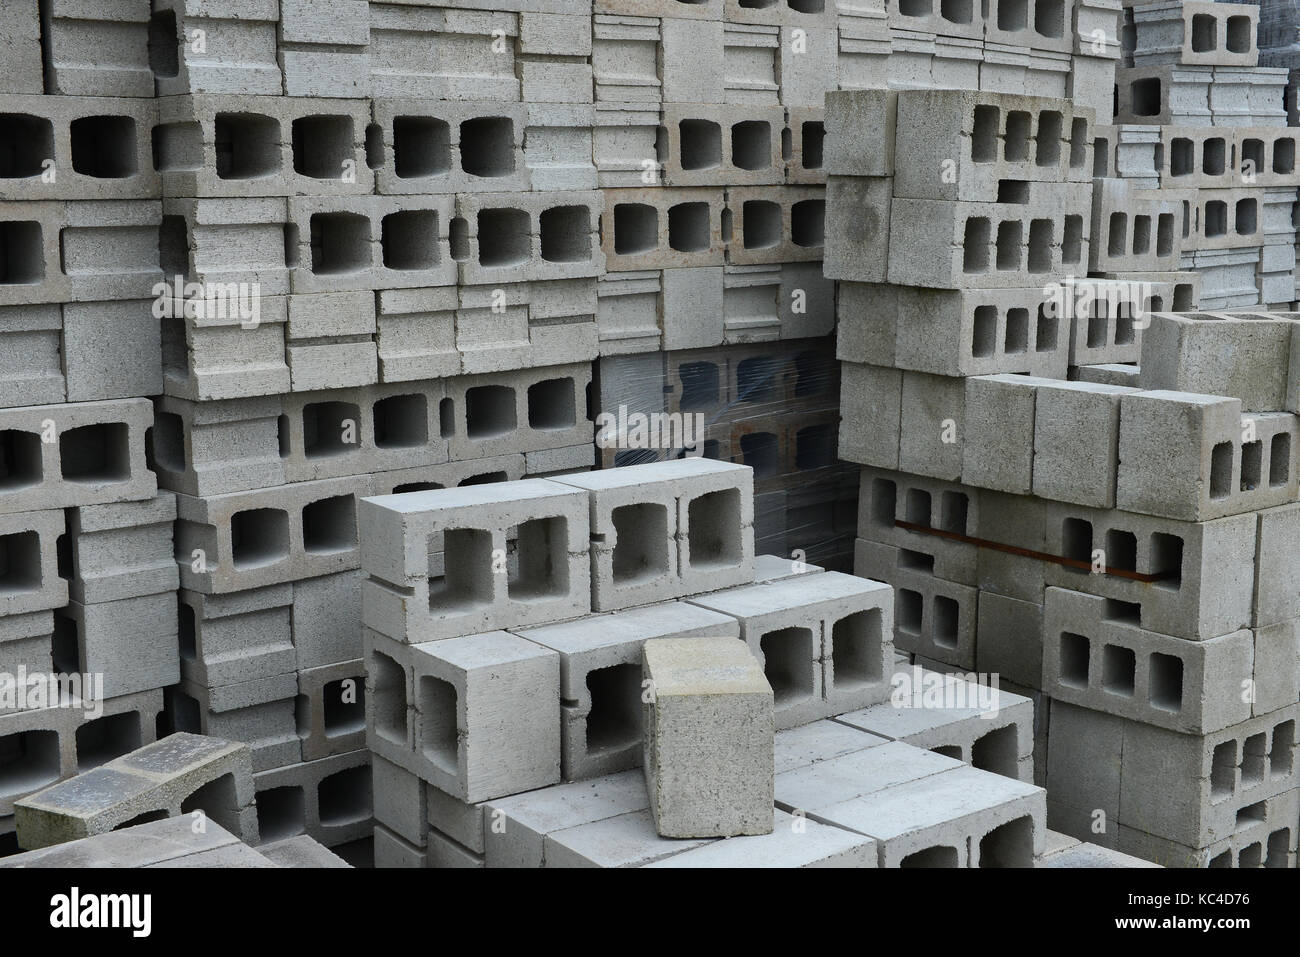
[827,70,1300,867]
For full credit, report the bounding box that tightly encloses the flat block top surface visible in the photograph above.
[549,457,751,491]
[414,630,557,670]
[776,740,959,812]
[814,765,1043,839]
[116,732,243,777]
[17,766,155,815]
[688,571,891,618]
[644,809,875,867]
[774,720,888,775]
[515,602,740,654]
[484,769,648,833]
[0,817,240,868]
[643,636,770,697]
[363,478,585,515]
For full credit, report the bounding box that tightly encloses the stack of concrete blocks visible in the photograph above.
[880,0,1123,122]
[140,0,616,863]
[1102,1,1299,309]
[826,80,1300,865]
[1226,0,1300,302]
[361,459,1077,866]
[0,10,179,856]
[590,1,870,574]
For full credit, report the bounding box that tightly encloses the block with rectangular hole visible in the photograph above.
[0,689,162,816]
[288,194,458,294]
[1042,500,1256,640]
[842,284,1069,379]
[1118,390,1298,521]
[445,363,592,461]
[642,636,773,839]
[174,474,370,594]
[13,732,257,851]
[253,749,373,849]
[909,181,1090,284]
[727,186,826,266]
[515,601,740,781]
[891,90,1093,202]
[154,94,375,199]
[687,571,893,728]
[278,381,451,484]
[600,187,727,271]
[296,660,366,762]
[0,509,67,617]
[1043,587,1253,735]
[454,190,604,286]
[1064,279,1163,368]
[177,584,296,690]
[1118,788,1299,869]
[405,631,560,803]
[0,94,160,202]
[1117,703,1299,848]
[776,740,1045,867]
[373,98,532,195]
[855,467,980,582]
[1139,312,1293,413]
[360,478,590,643]
[57,593,180,700]
[550,458,754,610]
[1032,380,1137,508]
[1131,1,1258,69]
[836,666,1034,782]
[854,538,976,670]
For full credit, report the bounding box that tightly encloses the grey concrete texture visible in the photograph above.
[14,732,258,851]
[642,636,774,838]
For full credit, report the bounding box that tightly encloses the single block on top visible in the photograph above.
[550,458,755,611]
[360,479,591,642]
[642,636,774,839]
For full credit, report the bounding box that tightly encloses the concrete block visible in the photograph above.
[689,572,893,728]
[14,733,257,851]
[642,636,773,839]
[253,750,372,849]
[1032,380,1136,508]
[409,631,560,803]
[645,808,875,867]
[360,478,591,643]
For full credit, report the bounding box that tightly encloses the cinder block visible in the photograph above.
[389,631,562,803]
[1041,500,1257,640]
[253,749,372,849]
[1042,587,1253,734]
[642,636,773,839]
[361,478,591,643]
[1032,380,1136,508]
[1140,312,1292,413]
[836,667,1034,782]
[297,660,367,761]
[688,572,894,729]
[550,458,754,611]
[57,594,180,699]
[481,767,647,867]
[0,509,67,617]
[14,733,257,851]
[1117,390,1297,521]
[516,601,740,781]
